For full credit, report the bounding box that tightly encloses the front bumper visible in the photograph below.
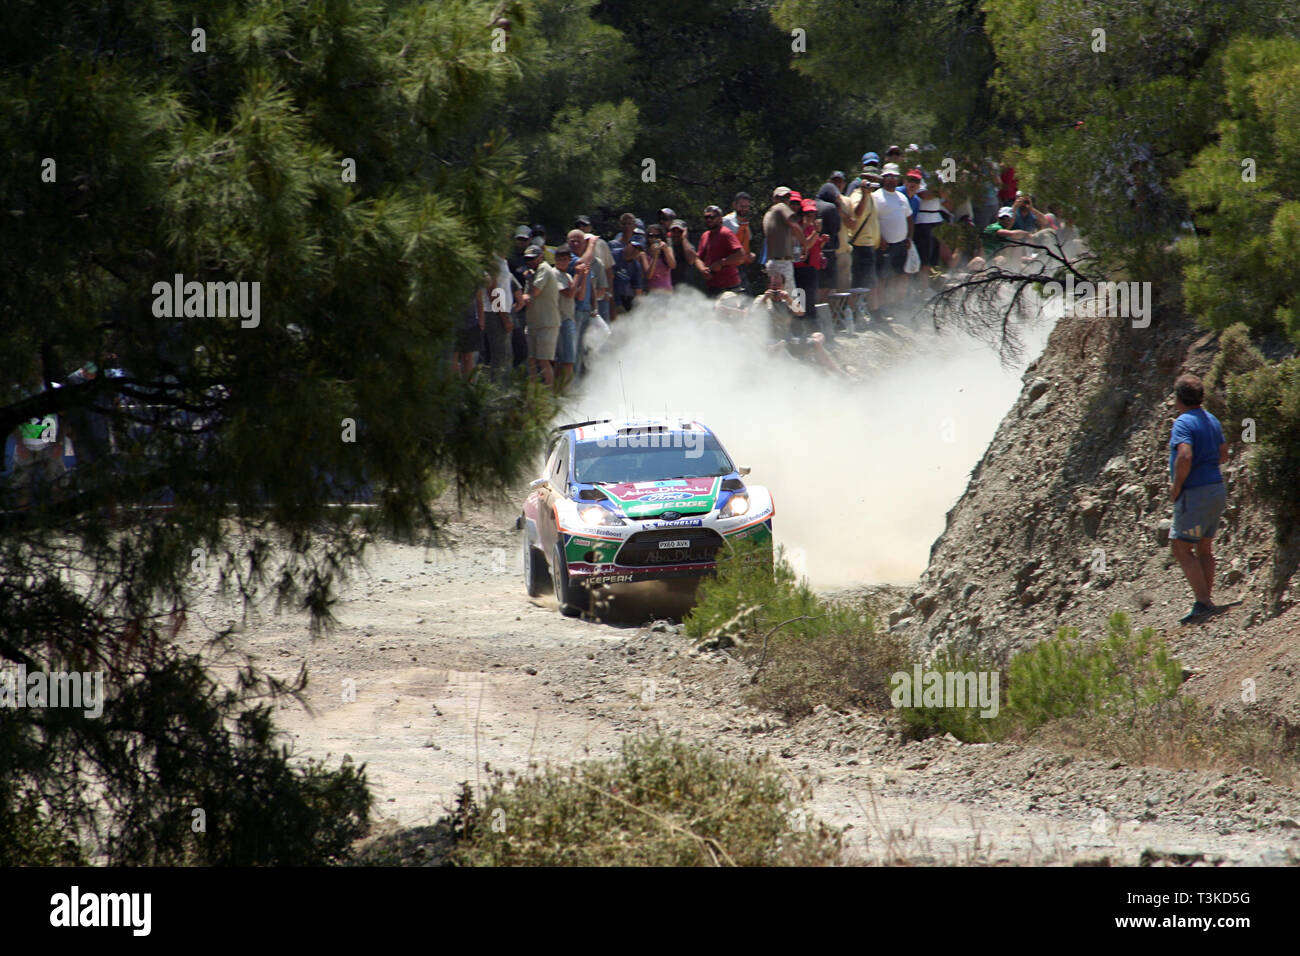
[562,515,773,586]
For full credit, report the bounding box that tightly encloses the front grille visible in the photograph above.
[616,528,725,567]
[633,506,711,521]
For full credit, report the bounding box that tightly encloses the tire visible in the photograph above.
[523,541,550,597]
[552,542,588,617]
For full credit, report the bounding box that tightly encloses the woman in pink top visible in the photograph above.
[644,224,676,293]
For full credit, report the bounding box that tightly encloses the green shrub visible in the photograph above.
[0,791,85,866]
[1006,611,1182,731]
[895,649,1008,743]
[448,734,842,866]
[686,537,905,721]
[1207,323,1267,394]
[898,613,1181,745]
[1226,356,1300,534]
[1206,322,1268,419]
[685,538,829,647]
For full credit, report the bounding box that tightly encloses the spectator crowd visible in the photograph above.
[456,145,1065,387]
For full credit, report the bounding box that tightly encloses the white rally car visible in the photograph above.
[520,418,774,616]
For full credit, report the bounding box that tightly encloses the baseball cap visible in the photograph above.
[573,215,592,228]
[881,163,901,177]
[830,170,846,181]
[788,190,803,203]
[658,207,675,219]
[772,186,792,200]
[886,145,902,154]
[799,198,817,213]
[861,152,880,165]
[670,219,687,231]
[513,225,531,239]
[862,163,881,175]
[715,291,748,315]
[522,245,542,258]
[905,168,923,180]
[998,206,1014,219]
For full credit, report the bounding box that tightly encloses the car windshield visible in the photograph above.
[573,433,734,484]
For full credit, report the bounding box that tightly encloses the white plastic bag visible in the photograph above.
[904,240,921,274]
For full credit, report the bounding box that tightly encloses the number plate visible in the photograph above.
[658,539,691,549]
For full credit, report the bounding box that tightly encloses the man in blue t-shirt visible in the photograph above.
[607,212,645,321]
[1168,373,1229,621]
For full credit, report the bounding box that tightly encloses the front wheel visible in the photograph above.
[553,542,589,617]
[524,541,550,597]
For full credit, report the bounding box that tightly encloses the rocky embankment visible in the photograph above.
[892,305,1300,725]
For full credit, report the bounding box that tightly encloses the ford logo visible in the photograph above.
[640,492,692,502]
[659,511,681,520]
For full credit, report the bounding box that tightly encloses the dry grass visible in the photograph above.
[1032,701,1300,788]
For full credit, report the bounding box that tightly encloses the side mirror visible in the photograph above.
[738,466,751,477]
[529,477,547,489]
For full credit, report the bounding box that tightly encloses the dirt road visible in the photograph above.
[182,494,1300,865]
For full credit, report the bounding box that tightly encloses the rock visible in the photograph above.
[1027,377,1050,402]
[1018,589,1041,607]
[888,605,912,626]
[1015,559,1040,586]
[1103,455,1129,478]
[523,666,538,675]
[1080,499,1104,537]
[914,592,940,618]
[1131,589,1157,610]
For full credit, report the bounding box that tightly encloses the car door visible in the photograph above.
[538,436,570,558]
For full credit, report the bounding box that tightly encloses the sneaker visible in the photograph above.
[1179,601,1214,624]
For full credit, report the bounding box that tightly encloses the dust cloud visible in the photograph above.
[563,287,1054,587]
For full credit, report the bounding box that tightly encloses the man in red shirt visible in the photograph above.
[683,205,746,297]
[998,164,1018,205]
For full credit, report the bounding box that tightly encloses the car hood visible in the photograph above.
[594,477,722,518]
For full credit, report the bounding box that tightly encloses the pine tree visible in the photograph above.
[0,0,552,863]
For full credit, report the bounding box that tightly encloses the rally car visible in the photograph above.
[520,418,774,616]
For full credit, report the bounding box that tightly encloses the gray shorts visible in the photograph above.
[528,325,559,361]
[1172,482,1227,543]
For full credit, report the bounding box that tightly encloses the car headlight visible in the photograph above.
[579,504,624,526]
[721,493,750,518]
